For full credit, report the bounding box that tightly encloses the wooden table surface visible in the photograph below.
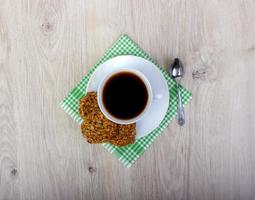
[1,0,255,199]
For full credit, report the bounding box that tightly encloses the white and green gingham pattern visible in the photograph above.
[60,35,192,167]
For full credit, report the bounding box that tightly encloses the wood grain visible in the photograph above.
[0,0,255,199]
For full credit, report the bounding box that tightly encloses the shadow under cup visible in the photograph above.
[97,69,153,124]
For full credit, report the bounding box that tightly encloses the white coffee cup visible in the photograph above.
[97,68,153,124]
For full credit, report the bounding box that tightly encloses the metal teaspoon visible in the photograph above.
[170,58,185,126]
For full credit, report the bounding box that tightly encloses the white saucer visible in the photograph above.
[86,56,169,139]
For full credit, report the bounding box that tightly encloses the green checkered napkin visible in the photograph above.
[60,35,192,167]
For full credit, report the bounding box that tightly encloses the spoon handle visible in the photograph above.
[177,83,185,126]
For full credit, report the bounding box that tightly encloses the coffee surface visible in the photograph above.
[103,72,148,120]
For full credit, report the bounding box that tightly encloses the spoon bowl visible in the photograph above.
[170,58,184,80]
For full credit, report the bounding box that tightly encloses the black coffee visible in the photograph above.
[103,72,148,120]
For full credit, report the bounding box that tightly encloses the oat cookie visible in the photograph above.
[79,92,100,119]
[79,92,136,146]
[110,124,136,147]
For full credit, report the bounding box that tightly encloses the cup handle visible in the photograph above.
[154,94,163,100]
